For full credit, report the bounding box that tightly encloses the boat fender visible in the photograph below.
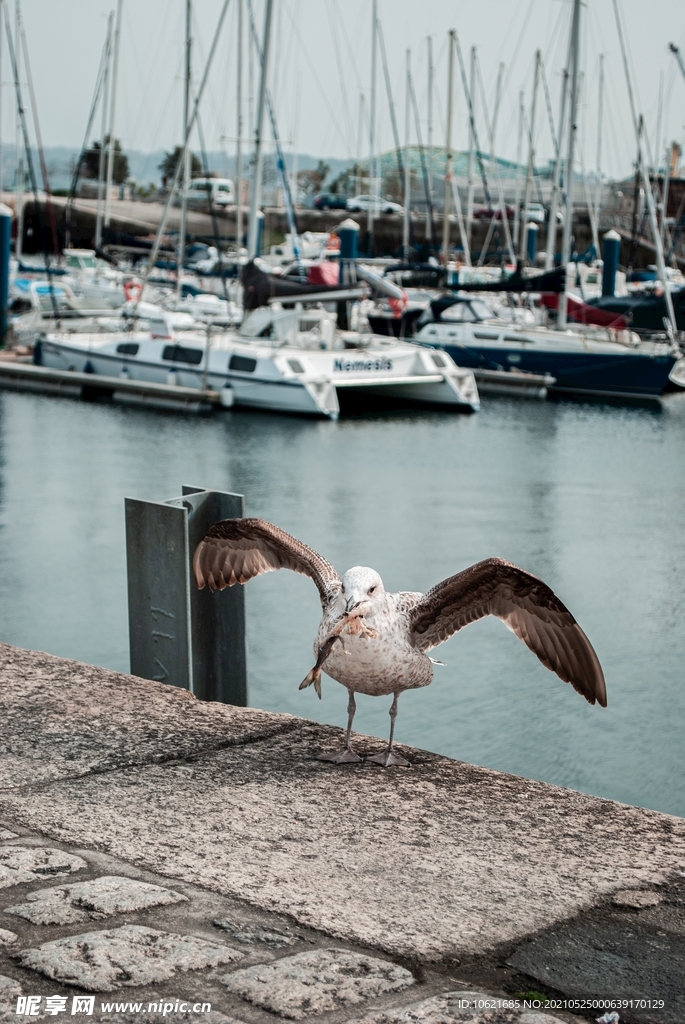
[83,360,95,374]
[389,295,407,319]
[33,339,43,366]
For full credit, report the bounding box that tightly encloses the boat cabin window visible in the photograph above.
[162,344,203,365]
[430,353,447,368]
[287,358,304,374]
[117,342,139,356]
[299,318,321,333]
[229,354,257,373]
[469,300,495,321]
[441,303,477,323]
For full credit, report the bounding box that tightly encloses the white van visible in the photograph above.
[185,177,235,208]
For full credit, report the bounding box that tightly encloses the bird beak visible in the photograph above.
[345,597,362,614]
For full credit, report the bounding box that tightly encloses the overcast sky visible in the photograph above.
[5,0,685,183]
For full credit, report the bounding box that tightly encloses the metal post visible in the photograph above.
[125,486,247,705]
[601,229,620,297]
[247,0,273,259]
[525,221,538,264]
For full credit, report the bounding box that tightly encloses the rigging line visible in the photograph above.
[20,21,59,257]
[245,0,304,278]
[3,4,59,321]
[326,1,355,150]
[408,66,434,243]
[194,104,230,302]
[474,55,513,265]
[540,57,558,157]
[520,104,545,207]
[376,15,403,182]
[271,0,297,125]
[131,0,232,317]
[124,0,179,153]
[63,27,109,249]
[454,32,493,213]
[331,0,363,94]
[287,10,351,154]
[500,0,537,98]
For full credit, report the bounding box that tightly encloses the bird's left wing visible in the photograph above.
[409,558,606,706]
[193,517,341,607]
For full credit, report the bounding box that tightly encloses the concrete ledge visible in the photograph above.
[1,643,684,1022]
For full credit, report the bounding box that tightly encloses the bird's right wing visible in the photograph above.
[193,517,341,608]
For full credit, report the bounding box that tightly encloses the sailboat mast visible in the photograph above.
[519,49,541,259]
[465,46,476,250]
[558,0,581,330]
[356,93,364,197]
[612,0,675,329]
[235,0,243,251]
[403,49,411,261]
[15,0,23,259]
[426,35,433,241]
[176,0,192,298]
[512,90,524,259]
[367,0,377,246]
[0,2,3,199]
[442,29,454,263]
[104,0,122,231]
[247,0,273,258]
[594,53,604,232]
[95,11,113,249]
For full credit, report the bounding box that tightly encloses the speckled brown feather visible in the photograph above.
[193,518,341,607]
[409,558,606,707]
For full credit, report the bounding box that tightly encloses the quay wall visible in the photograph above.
[16,195,608,264]
[1,641,684,1022]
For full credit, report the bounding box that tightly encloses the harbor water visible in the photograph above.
[0,388,683,818]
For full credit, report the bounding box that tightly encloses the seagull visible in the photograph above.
[193,518,606,767]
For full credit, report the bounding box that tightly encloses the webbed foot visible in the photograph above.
[317,747,362,764]
[366,749,410,767]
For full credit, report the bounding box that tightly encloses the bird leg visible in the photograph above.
[367,693,410,767]
[317,689,362,764]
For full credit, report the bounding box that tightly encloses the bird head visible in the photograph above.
[339,566,385,617]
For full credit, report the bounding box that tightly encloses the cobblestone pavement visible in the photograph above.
[0,828,585,1024]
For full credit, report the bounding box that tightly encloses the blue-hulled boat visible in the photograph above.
[413,296,680,399]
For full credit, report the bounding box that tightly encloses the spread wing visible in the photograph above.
[192,517,341,608]
[409,558,606,707]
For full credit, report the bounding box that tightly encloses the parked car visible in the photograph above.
[314,192,348,211]
[186,177,235,208]
[346,195,404,215]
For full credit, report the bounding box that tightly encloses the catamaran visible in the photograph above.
[35,305,480,418]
